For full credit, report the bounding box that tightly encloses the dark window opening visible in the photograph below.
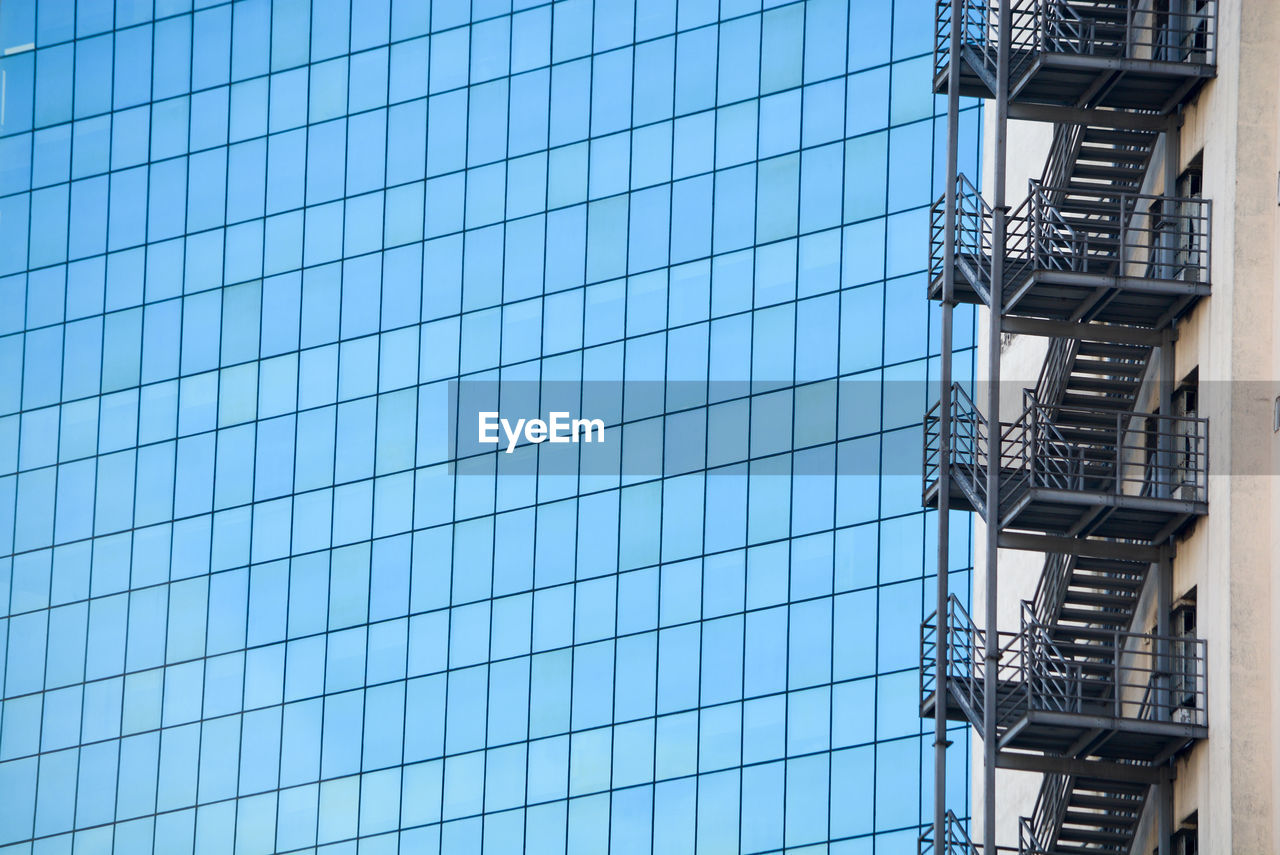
[1172,588,1199,713]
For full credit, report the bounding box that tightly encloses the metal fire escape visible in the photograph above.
[922,2,1215,855]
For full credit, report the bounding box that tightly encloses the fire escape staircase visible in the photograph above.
[1020,550,1162,855]
[928,120,1209,330]
[1023,772,1149,855]
[923,3,1216,854]
[923,380,1207,541]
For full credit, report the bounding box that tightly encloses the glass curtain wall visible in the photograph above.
[0,0,980,852]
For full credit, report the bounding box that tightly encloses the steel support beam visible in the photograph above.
[1040,51,1212,77]
[997,532,1166,563]
[932,0,963,849]
[1154,90,1185,855]
[1007,102,1170,131]
[1000,317,1165,346]
[982,3,1010,852]
[995,751,1169,785]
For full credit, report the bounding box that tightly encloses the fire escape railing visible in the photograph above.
[1009,391,1209,502]
[936,0,1218,82]
[930,174,998,298]
[1045,0,1217,65]
[1026,182,1212,284]
[930,180,1213,300]
[925,385,1209,508]
[924,382,990,510]
[932,0,1042,86]
[922,809,1036,855]
[1041,123,1084,192]
[1030,552,1073,627]
[1021,772,1071,854]
[1033,336,1079,411]
[924,594,1209,733]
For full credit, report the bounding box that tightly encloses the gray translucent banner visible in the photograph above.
[435,380,1280,477]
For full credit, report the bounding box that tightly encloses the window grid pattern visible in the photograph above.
[0,0,980,853]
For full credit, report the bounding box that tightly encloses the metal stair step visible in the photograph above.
[1071,163,1150,180]
[1064,364,1142,379]
[1060,816,1138,833]
[1051,627,1135,644]
[1068,361,1146,378]
[1060,819,1141,833]
[1068,1,1129,14]
[1056,622,1130,637]
[1072,8,1129,18]
[1060,380,1141,396]
[1049,839,1131,855]
[1069,150,1147,167]
[1073,777,1150,794]
[1052,647,1122,662]
[1070,353,1148,372]
[1059,394,1139,411]
[1056,827,1136,845]
[1064,376,1143,393]
[1052,621,1126,633]
[1082,128,1159,146]
[1061,590,1138,608]
[1079,26,1130,42]
[1075,555,1149,571]
[1058,607,1131,624]
[1065,659,1123,672]
[1051,417,1131,433]
[1060,588,1140,606]
[1052,430,1121,444]
[1073,571,1148,586]
[1055,211,1125,226]
[1076,146,1151,164]
[1058,180,1138,193]
[1073,341,1150,358]
[1069,793,1146,811]
[1069,571,1146,589]
[1055,631,1127,645]
[1056,215,1125,231]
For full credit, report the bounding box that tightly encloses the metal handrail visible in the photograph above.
[1031,552,1073,632]
[922,595,986,726]
[932,0,1039,88]
[1040,122,1084,194]
[920,809,1046,855]
[935,0,1218,93]
[926,384,1209,518]
[1011,390,1209,503]
[930,173,996,299]
[924,382,992,511]
[1023,181,1213,287]
[930,178,1212,315]
[1020,601,1083,717]
[1034,337,1078,411]
[1028,187,1085,273]
[1025,771,1072,855]
[922,594,1210,736]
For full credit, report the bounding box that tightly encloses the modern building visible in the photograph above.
[924,0,1280,853]
[0,1,980,853]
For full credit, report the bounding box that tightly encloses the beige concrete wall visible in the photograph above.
[1172,0,1278,850]
[970,112,1051,849]
[966,1,1280,850]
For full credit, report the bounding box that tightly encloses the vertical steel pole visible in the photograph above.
[1157,548,1174,855]
[935,0,963,848]
[1154,108,1182,855]
[984,0,1010,853]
